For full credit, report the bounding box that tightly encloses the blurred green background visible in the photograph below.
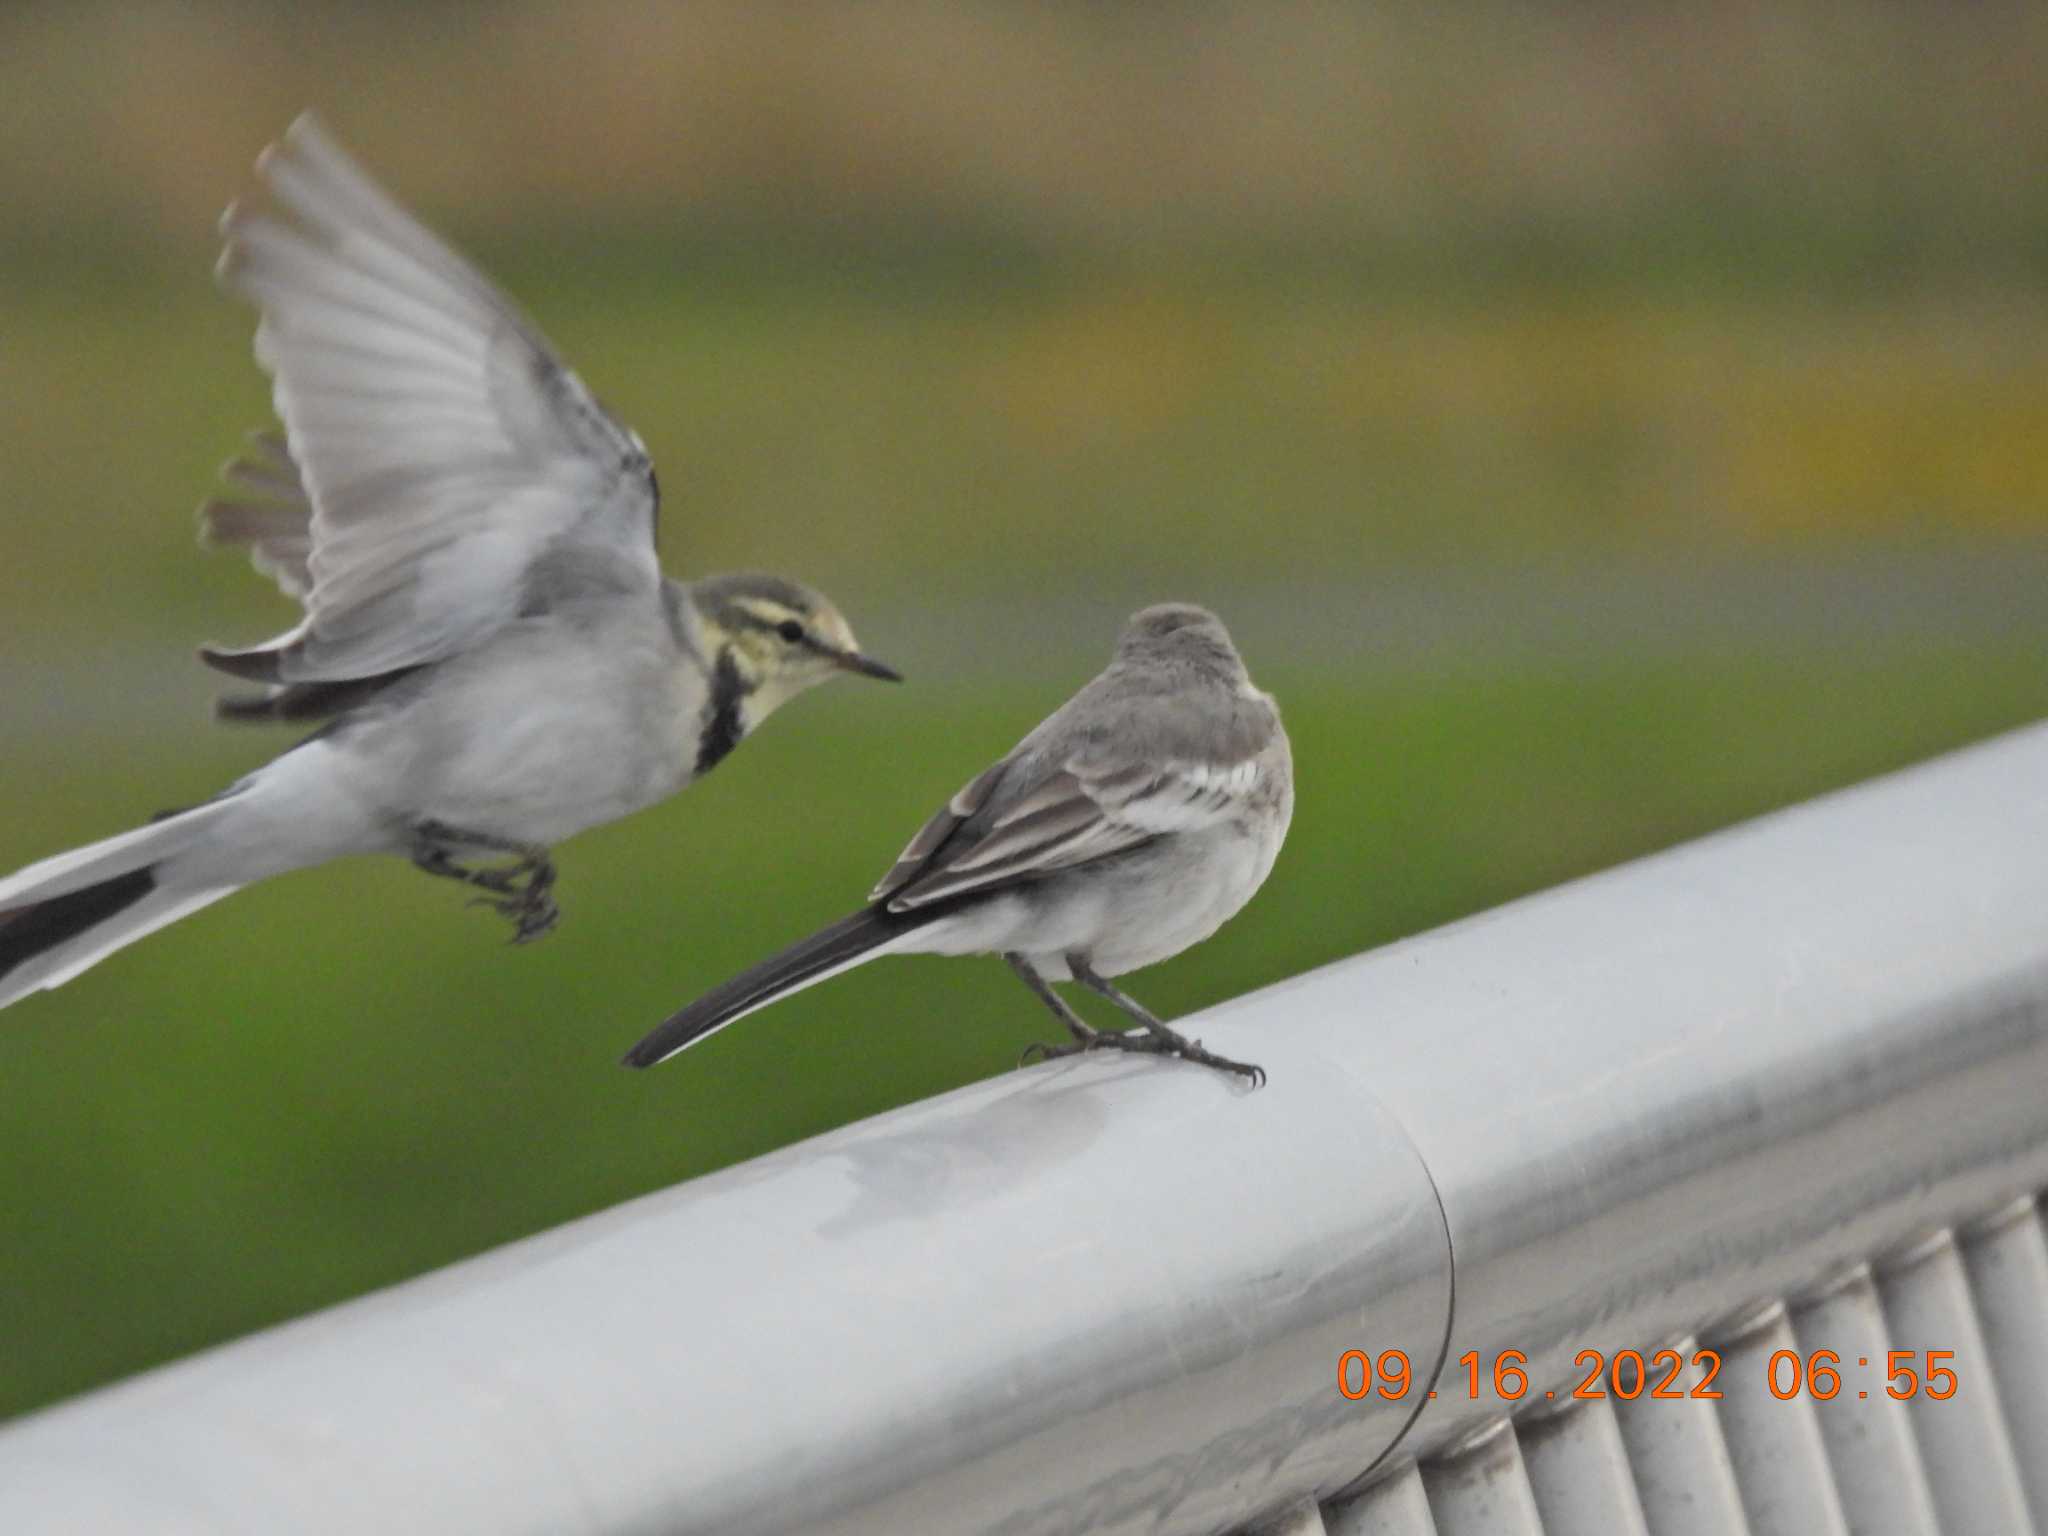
[5,1,2048,1419]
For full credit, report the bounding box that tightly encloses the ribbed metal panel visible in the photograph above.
[1317,1189,2048,1536]
[1247,1498,1329,1536]
[1960,1196,2048,1529]
[1612,1345,1749,1536]
[1517,1397,1648,1534]
[1874,1228,2034,1533]
[1417,1423,1543,1536]
[1790,1266,1939,1536]
[1323,1463,1437,1536]
[1710,1303,1849,1536]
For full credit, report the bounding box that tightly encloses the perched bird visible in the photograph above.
[0,114,898,1010]
[624,604,1291,1082]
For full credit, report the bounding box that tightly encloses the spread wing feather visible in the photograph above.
[201,431,315,601]
[201,113,660,686]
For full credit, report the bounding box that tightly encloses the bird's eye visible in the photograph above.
[776,619,805,643]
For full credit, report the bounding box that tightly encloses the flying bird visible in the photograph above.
[0,114,898,1010]
[623,604,1290,1082]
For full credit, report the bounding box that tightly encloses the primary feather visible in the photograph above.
[203,112,661,687]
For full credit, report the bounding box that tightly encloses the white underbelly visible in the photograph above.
[363,622,695,846]
[1084,829,1273,976]
[905,819,1283,981]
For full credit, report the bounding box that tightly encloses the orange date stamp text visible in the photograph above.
[1337,1347,1958,1404]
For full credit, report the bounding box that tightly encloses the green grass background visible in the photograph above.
[5,1,2048,1419]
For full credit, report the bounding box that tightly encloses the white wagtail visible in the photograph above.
[0,114,899,1010]
[623,604,1292,1082]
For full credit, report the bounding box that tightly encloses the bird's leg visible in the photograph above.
[410,820,561,944]
[1007,953,1106,1065]
[1067,957,1266,1086]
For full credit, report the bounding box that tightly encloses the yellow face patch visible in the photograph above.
[702,598,837,702]
[735,598,805,634]
[810,604,860,656]
[733,596,860,658]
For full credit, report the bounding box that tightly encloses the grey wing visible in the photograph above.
[201,113,660,686]
[871,749,1268,914]
[199,431,392,722]
[200,430,314,600]
[869,760,1012,903]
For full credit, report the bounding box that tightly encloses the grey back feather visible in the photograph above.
[872,604,1280,911]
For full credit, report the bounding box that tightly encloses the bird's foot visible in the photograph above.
[466,858,559,944]
[469,883,560,945]
[1157,1033,1266,1087]
[1123,1025,1266,1084]
[1123,1019,1264,1083]
[1019,1014,1101,1065]
[1018,1010,1106,1066]
[414,821,560,943]
[1019,1022,1265,1085]
[513,892,560,945]
[1056,956,1266,1085]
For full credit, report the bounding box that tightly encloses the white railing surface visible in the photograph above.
[6,722,2048,1535]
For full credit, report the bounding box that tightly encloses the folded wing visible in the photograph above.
[872,750,1263,913]
[202,112,660,686]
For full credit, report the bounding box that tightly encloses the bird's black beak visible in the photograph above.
[837,651,903,682]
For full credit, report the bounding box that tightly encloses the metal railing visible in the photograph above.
[5,722,2048,1535]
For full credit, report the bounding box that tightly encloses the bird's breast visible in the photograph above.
[384,612,703,844]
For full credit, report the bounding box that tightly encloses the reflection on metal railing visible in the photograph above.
[5,724,2048,1535]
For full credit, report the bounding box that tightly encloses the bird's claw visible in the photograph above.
[1017,1026,1265,1085]
[1155,1032,1265,1085]
[413,822,559,942]
[463,880,559,944]
[1019,1037,1091,1067]
[1190,1047,1265,1087]
[1141,1025,1265,1085]
[510,894,560,945]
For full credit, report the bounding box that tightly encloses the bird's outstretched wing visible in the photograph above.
[870,743,1266,913]
[200,112,660,687]
[202,430,314,601]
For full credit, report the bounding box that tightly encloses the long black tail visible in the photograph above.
[623,906,926,1068]
[0,793,244,1010]
[0,870,158,996]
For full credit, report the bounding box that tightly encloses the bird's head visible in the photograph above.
[690,572,901,726]
[1114,602,1248,682]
